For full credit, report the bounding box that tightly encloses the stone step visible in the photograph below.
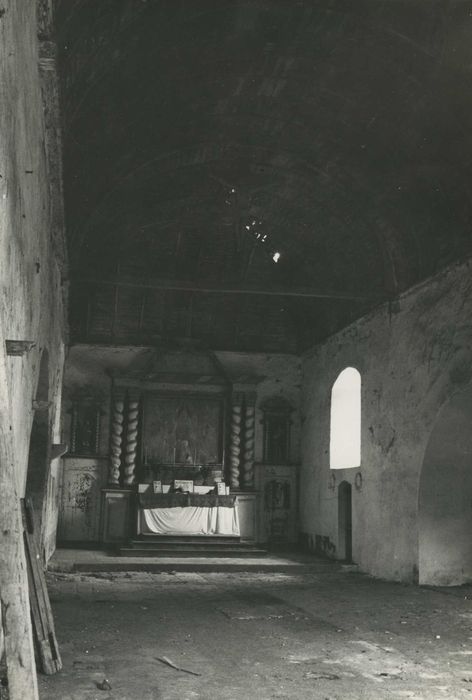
[132,536,241,546]
[128,541,247,549]
[118,546,268,558]
[54,559,329,574]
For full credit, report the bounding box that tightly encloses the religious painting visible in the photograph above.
[264,415,289,464]
[142,394,224,466]
[69,401,102,456]
[264,479,291,511]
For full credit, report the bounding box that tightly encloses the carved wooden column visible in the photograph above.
[109,390,125,486]
[123,392,140,486]
[242,393,256,489]
[229,393,243,489]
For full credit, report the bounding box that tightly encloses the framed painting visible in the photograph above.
[142,393,224,467]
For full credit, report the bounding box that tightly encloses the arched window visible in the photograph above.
[330,367,361,469]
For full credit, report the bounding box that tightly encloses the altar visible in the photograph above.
[137,488,240,537]
[84,348,277,546]
[61,347,299,548]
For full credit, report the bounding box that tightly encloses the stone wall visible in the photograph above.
[0,1,67,561]
[300,258,472,583]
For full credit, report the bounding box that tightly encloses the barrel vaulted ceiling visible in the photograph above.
[56,0,472,352]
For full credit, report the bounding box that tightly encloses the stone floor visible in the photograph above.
[39,559,472,700]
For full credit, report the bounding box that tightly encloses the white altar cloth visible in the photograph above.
[141,505,240,536]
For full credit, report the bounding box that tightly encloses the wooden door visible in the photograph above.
[58,458,105,542]
[338,481,352,562]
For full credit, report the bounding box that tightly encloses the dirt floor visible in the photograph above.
[38,561,472,700]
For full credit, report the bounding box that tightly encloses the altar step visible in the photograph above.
[132,535,242,545]
[118,536,267,558]
[118,547,268,558]
[49,548,341,574]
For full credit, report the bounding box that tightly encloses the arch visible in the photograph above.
[25,350,50,537]
[330,367,361,469]
[418,383,472,586]
[338,481,352,562]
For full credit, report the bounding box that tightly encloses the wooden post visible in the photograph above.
[0,343,39,698]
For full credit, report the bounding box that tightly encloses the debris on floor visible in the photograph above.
[156,656,201,676]
[38,567,472,699]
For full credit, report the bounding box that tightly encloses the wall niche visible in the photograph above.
[260,396,294,464]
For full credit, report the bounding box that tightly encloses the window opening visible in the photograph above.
[330,367,361,469]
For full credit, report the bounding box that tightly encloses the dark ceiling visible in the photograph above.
[56,0,472,353]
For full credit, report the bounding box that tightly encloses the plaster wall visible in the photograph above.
[61,345,301,467]
[300,259,472,583]
[418,385,472,586]
[0,2,66,560]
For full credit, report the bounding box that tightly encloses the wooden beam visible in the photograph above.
[81,276,380,302]
[0,334,38,698]
[5,340,36,357]
[50,443,68,460]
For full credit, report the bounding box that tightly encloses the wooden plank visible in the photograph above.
[23,499,62,673]
[0,333,38,698]
[21,499,62,675]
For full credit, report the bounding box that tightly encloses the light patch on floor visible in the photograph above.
[36,567,472,700]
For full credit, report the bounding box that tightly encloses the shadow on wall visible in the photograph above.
[418,382,472,586]
[25,350,50,553]
[298,532,337,558]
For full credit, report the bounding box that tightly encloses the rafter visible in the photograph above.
[81,276,383,302]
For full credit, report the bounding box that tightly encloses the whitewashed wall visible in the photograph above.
[300,258,472,583]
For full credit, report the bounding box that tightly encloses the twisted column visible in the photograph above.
[229,398,242,489]
[123,394,140,486]
[109,393,124,486]
[242,402,256,489]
